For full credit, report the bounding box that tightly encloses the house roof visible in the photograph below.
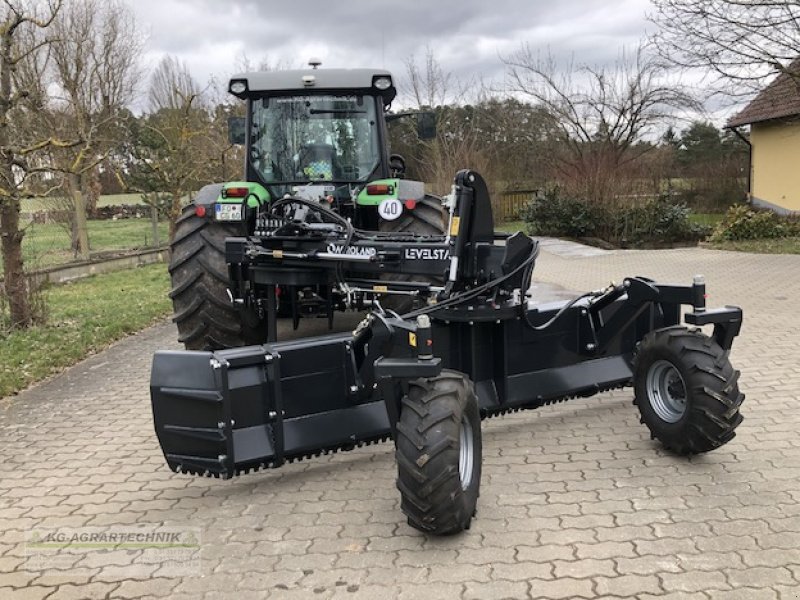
[727,59,800,127]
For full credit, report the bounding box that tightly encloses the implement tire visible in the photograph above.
[395,370,482,535]
[169,205,266,350]
[633,326,744,454]
[378,194,445,314]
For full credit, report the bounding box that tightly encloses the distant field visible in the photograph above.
[5,219,169,275]
[21,193,148,212]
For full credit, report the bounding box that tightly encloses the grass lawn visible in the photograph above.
[21,192,195,212]
[498,216,725,239]
[707,237,800,254]
[495,220,527,234]
[689,213,724,228]
[0,264,171,398]
[21,193,148,212]
[10,219,170,274]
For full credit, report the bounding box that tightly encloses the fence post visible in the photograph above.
[151,204,160,248]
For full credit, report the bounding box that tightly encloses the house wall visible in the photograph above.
[751,118,800,213]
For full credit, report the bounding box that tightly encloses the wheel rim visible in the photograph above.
[646,359,688,423]
[459,416,474,490]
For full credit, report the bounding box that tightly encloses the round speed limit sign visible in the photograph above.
[378,198,403,221]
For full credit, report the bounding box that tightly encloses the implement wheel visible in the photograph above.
[379,195,446,314]
[169,204,266,350]
[633,326,744,454]
[395,370,482,535]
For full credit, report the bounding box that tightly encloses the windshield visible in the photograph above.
[249,95,381,185]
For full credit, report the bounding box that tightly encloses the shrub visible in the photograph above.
[710,205,800,241]
[521,189,599,238]
[620,200,708,246]
[522,191,707,247]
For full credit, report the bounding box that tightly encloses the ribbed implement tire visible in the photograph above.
[633,326,745,454]
[395,370,482,535]
[379,194,446,314]
[169,205,266,350]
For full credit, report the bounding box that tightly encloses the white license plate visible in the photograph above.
[215,203,243,221]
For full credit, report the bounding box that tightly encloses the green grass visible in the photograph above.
[21,193,149,212]
[495,220,527,234]
[0,264,171,398]
[12,219,169,274]
[499,215,725,237]
[689,213,724,228]
[707,236,800,254]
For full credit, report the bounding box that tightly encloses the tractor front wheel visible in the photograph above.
[395,370,482,535]
[633,326,744,454]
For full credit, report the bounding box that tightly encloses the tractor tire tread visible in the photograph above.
[395,370,481,535]
[633,326,744,455]
[169,204,266,350]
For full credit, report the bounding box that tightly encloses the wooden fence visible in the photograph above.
[494,190,539,222]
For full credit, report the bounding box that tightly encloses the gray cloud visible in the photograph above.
[130,0,652,106]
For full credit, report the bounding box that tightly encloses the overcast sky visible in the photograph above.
[129,0,655,105]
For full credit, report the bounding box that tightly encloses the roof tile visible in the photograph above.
[727,59,800,127]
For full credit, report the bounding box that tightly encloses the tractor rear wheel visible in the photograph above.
[169,205,267,350]
[395,370,482,535]
[633,326,744,454]
[379,195,446,314]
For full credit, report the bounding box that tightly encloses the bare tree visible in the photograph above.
[127,55,213,240]
[48,0,142,259]
[419,112,494,195]
[405,49,455,109]
[396,50,492,193]
[468,96,558,191]
[150,55,200,111]
[504,43,696,203]
[403,47,473,109]
[651,0,800,91]
[233,51,291,74]
[0,0,66,328]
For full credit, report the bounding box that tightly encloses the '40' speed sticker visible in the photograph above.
[378,198,403,221]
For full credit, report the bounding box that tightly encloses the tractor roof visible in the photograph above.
[228,68,396,104]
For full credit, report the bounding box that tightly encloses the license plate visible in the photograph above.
[215,203,243,221]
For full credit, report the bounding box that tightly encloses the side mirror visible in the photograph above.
[227,116,246,145]
[416,112,436,140]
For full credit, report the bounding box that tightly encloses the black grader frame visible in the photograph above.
[151,170,745,535]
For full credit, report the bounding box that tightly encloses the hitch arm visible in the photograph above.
[685,306,743,351]
[586,277,743,354]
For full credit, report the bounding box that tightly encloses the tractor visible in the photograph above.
[152,64,745,535]
[169,62,444,349]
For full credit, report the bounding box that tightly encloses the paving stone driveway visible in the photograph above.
[1,246,800,600]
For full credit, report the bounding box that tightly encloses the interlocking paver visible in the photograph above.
[0,586,58,600]
[661,570,730,592]
[528,576,595,599]
[463,580,529,600]
[594,573,662,596]
[552,557,615,578]
[2,246,800,598]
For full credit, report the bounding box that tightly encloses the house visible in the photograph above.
[727,60,800,214]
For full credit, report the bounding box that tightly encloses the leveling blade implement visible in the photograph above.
[152,168,744,535]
